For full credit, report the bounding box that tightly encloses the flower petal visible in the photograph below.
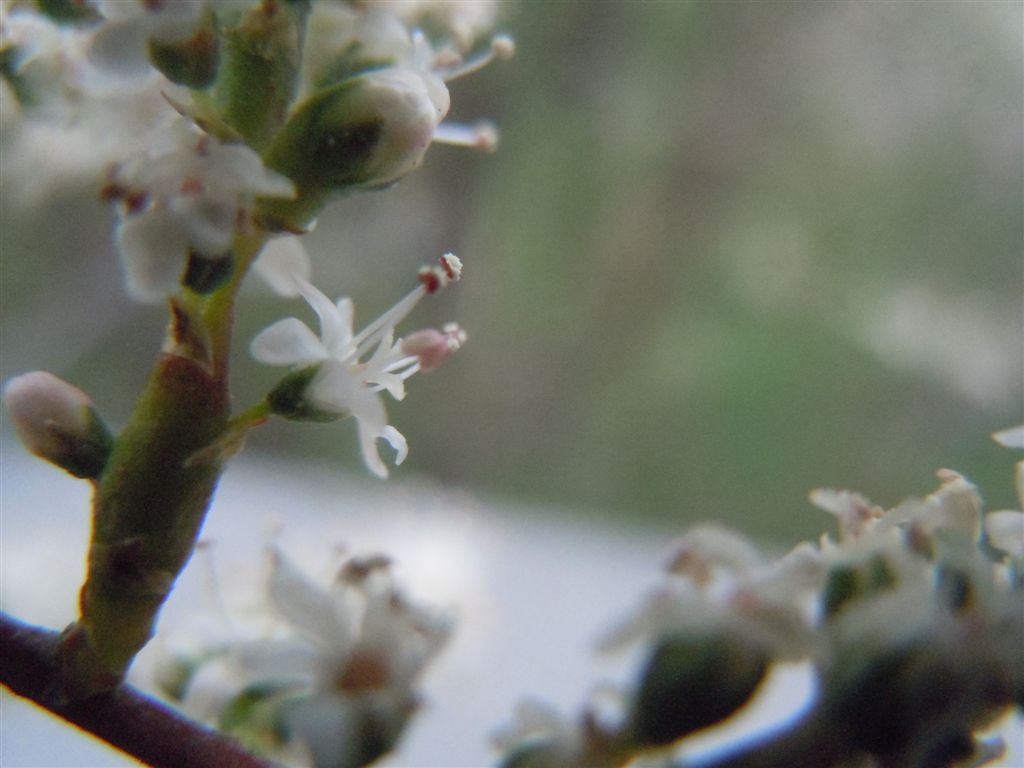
[382,425,408,465]
[993,425,1024,449]
[253,236,312,298]
[116,207,190,302]
[250,318,327,366]
[985,510,1024,558]
[295,280,353,359]
[268,548,351,649]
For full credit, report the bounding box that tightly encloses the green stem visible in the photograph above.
[204,231,267,378]
[62,232,269,694]
[228,401,272,431]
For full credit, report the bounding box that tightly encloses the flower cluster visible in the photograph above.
[156,546,453,768]
[251,253,465,478]
[494,432,1024,768]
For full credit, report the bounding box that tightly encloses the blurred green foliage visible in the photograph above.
[1,1,1020,544]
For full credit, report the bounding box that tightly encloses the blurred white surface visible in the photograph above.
[2,442,1021,767]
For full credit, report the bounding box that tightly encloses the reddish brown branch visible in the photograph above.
[0,611,280,768]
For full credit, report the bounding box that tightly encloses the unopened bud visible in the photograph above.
[148,8,220,89]
[400,324,466,371]
[4,371,113,479]
[628,631,769,747]
[261,68,448,230]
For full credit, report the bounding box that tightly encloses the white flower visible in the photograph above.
[250,254,463,478]
[108,118,295,301]
[233,548,452,765]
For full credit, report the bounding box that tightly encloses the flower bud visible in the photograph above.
[4,371,113,479]
[628,631,769,747]
[35,0,102,25]
[400,324,466,371]
[147,8,220,89]
[214,0,310,149]
[260,68,448,230]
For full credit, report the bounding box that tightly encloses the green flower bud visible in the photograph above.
[34,0,102,25]
[148,8,220,89]
[628,631,770,747]
[215,0,311,149]
[260,67,448,230]
[4,371,113,479]
[266,365,339,423]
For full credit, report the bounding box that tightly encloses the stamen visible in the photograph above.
[440,253,462,281]
[437,34,516,82]
[433,121,499,152]
[351,286,426,357]
[354,255,462,357]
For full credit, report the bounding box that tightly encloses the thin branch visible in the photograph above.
[0,611,281,768]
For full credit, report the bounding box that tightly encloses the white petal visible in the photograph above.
[231,639,320,685]
[88,19,151,78]
[116,208,189,302]
[253,236,311,298]
[268,548,350,648]
[382,425,408,465]
[295,280,352,358]
[358,422,390,479]
[208,143,294,199]
[170,196,235,256]
[985,510,1024,558]
[993,425,1024,449]
[307,360,376,419]
[250,318,327,366]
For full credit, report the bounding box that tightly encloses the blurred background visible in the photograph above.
[1,2,1022,766]
[2,1,1021,544]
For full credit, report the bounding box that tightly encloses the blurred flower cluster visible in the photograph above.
[154,546,453,768]
[494,430,1023,768]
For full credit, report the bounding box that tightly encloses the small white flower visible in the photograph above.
[233,548,452,764]
[880,469,984,542]
[108,118,295,301]
[250,255,463,478]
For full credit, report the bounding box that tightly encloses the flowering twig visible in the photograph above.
[0,611,279,768]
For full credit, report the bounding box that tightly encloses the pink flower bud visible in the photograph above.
[3,371,112,478]
[400,324,466,371]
